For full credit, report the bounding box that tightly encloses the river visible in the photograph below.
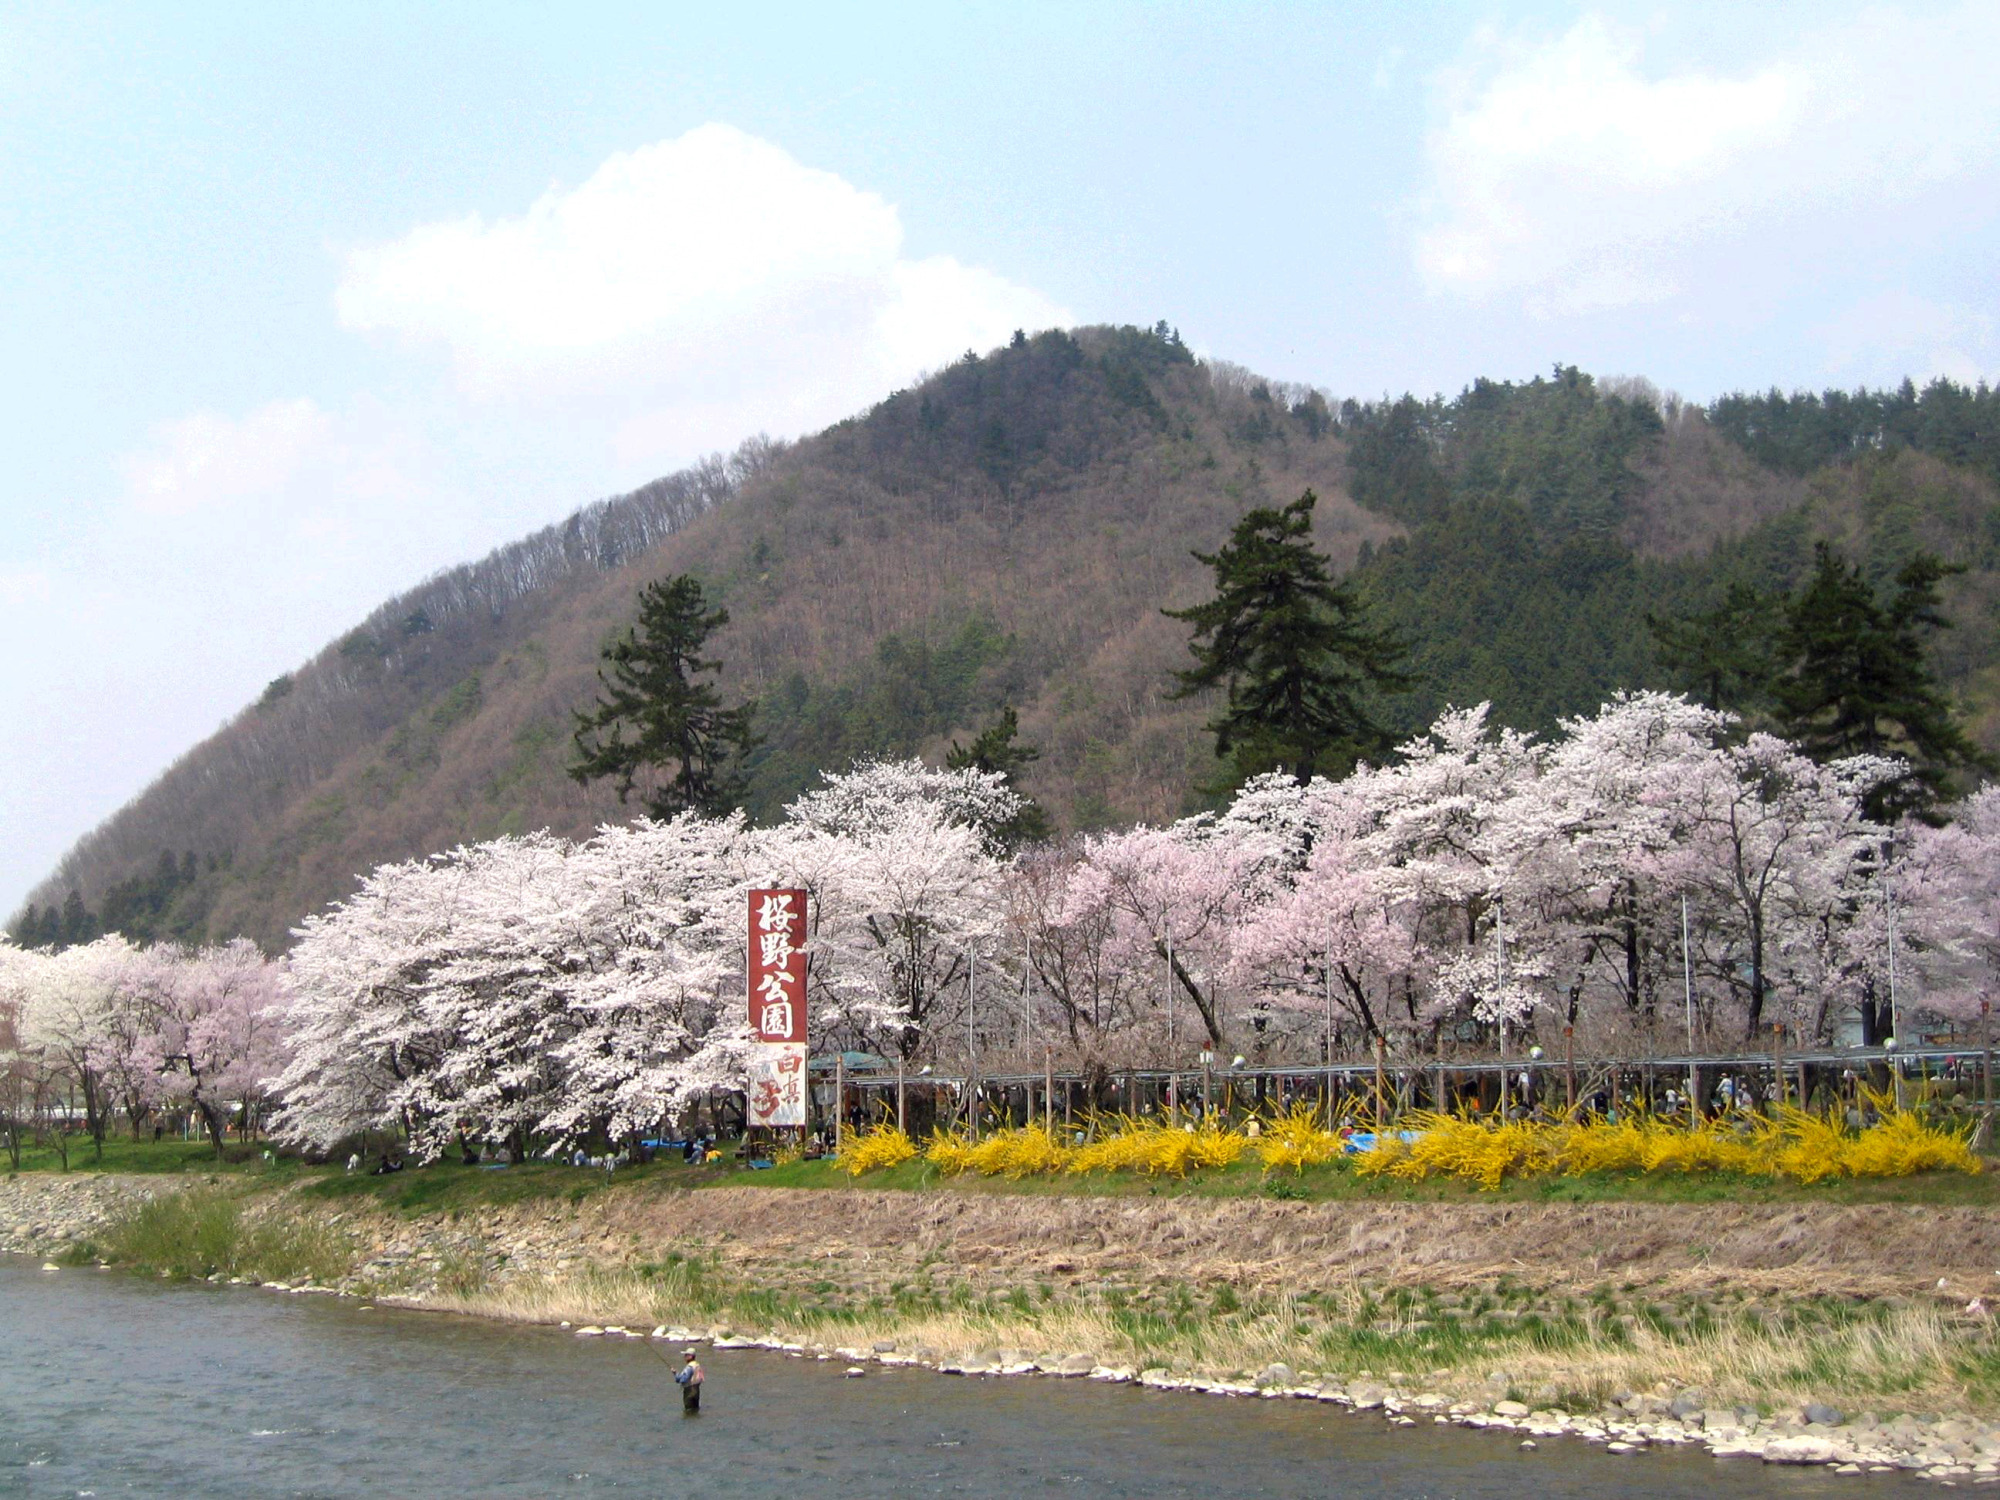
[0,1255,1937,1498]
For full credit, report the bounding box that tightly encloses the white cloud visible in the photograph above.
[119,398,335,517]
[1414,7,2000,315]
[112,396,458,562]
[1816,289,1997,386]
[334,123,1070,445]
[0,569,50,607]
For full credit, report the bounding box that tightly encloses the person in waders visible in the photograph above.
[675,1350,704,1413]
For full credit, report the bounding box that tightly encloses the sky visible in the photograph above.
[4,1,1998,918]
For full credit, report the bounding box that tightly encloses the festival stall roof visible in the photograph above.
[808,1051,893,1075]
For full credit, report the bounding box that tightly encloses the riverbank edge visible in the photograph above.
[4,1171,1996,1484]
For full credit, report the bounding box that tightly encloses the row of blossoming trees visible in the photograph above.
[0,935,288,1164]
[6,692,1999,1162]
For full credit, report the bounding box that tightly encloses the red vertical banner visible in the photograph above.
[747,888,807,1128]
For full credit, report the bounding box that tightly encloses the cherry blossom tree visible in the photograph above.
[275,851,475,1153]
[536,813,750,1152]
[762,758,1018,1060]
[131,939,293,1154]
[0,942,42,1168]
[16,934,138,1160]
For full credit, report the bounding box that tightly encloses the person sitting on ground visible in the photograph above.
[675,1350,704,1412]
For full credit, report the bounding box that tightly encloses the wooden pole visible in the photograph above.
[1435,1023,1446,1114]
[1044,1048,1054,1133]
[896,1054,907,1135]
[1564,1025,1576,1117]
[1374,1036,1386,1125]
[1984,1000,1994,1126]
[835,1051,846,1154]
[1772,1021,1785,1111]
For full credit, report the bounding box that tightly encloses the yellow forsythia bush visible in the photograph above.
[835,1124,919,1176]
[1254,1104,1345,1174]
[831,1096,1979,1190]
[1347,1102,1979,1190]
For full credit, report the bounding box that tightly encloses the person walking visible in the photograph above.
[675,1350,704,1413]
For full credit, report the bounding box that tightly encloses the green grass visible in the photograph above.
[14,1137,1999,1209]
[3,1135,268,1174]
[78,1186,355,1285]
[745,1149,2000,1206]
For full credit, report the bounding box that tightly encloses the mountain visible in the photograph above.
[18,326,2000,949]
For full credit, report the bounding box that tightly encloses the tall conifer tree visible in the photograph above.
[945,704,1050,845]
[1166,490,1410,787]
[569,575,758,818]
[1773,543,1988,819]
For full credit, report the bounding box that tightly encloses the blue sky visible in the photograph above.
[4,2,1998,918]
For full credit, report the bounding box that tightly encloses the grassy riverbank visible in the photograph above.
[428,1255,2000,1422]
[12,1153,1997,1417]
[46,1172,2000,1424]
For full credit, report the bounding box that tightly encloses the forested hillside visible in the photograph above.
[17,326,2000,949]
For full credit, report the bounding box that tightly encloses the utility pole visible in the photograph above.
[1886,878,1904,1111]
[1165,925,1177,1125]
[967,946,979,1143]
[1325,935,1337,1115]
[1494,905,1508,1118]
[1681,894,1697,1116]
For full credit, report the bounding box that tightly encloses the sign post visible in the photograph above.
[747,889,808,1140]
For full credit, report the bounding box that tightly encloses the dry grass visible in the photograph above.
[415,1252,2000,1418]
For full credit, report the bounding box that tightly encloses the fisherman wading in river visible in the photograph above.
[675,1350,704,1413]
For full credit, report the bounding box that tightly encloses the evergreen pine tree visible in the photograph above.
[1166,490,1410,786]
[945,704,1051,845]
[1772,543,1989,818]
[1645,581,1779,716]
[57,889,95,948]
[569,575,759,818]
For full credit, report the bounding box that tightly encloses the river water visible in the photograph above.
[0,1256,1936,1499]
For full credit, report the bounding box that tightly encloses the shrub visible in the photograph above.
[1254,1104,1344,1175]
[1345,1102,1979,1190]
[836,1125,919,1176]
[100,1187,354,1283]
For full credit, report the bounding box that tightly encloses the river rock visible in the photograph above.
[1050,1354,1095,1377]
[1802,1402,1844,1427]
[1764,1436,1837,1465]
[1254,1363,1297,1389]
[1492,1400,1530,1418]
